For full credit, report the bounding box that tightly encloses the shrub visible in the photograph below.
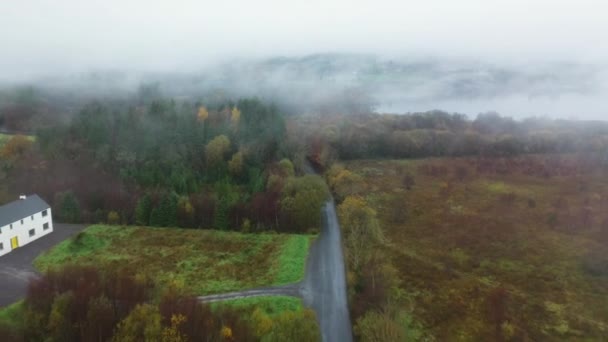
[107,211,120,225]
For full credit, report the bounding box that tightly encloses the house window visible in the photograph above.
[20,220,23,225]
[31,215,34,221]
[0,242,3,250]
[10,224,12,229]
[43,223,49,230]
[42,210,48,217]
[29,229,35,237]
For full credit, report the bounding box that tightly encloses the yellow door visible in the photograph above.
[10,236,19,249]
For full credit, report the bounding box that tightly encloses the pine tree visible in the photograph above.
[135,194,152,226]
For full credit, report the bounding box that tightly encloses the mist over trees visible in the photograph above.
[0,92,336,234]
[1,78,607,232]
[299,110,608,170]
[3,54,605,121]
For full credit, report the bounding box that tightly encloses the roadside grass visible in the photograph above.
[35,225,315,298]
[0,300,24,329]
[272,235,314,285]
[343,154,608,340]
[211,296,303,317]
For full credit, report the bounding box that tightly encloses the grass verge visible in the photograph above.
[272,235,314,284]
[211,296,303,316]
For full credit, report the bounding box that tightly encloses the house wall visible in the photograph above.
[0,208,53,257]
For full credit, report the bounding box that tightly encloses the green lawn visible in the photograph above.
[35,225,315,297]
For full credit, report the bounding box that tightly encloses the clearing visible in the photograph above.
[35,225,314,296]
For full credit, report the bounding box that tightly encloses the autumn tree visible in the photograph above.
[161,314,188,342]
[338,196,385,273]
[176,196,195,228]
[355,310,409,342]
[205,135,231,170]
[228,151,245,178]
[85,295,115,342]
[197,106,209,122]
[230,106,241,128]
[47,291,77,342]
[251,308,273,338]
[113,304,162,342]
[264,309,320,342]
[107,211,120,225]
[277,158,295,177]
[0,135,32,160]
[327,164,364,200]
[280,175,329,232]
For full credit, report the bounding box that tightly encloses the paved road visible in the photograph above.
[0,223,86,307]
[300,199,353,342]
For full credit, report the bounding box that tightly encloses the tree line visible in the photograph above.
[1,97,328,233]
[299,111,608,169]
[0,264,319,341]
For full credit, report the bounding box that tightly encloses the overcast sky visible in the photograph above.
[1,0,607,76]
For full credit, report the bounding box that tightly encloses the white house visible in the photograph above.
[0,194,53,257]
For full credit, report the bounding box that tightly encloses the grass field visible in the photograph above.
[35,225,314,296]
[341,154,608,340]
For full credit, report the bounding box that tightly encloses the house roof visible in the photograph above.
[0,195,50,227]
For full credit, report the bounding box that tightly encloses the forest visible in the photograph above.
[0,87,329,234]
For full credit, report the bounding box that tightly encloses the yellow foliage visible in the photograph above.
[228,151,244,177]
[197,106,209,122]
[338,196,384,272]
[0,134,33,159]
[205,135,231,167]
[230,107,241,126]
[178,197,194,215]
[220,326,233,340]
[107,211,120,225]
[184,201,193,215]
[251,308,273,338]
[354,310,407,342]
[278,158,295,177]
[327,164,363,199]
[161,314,188,342]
